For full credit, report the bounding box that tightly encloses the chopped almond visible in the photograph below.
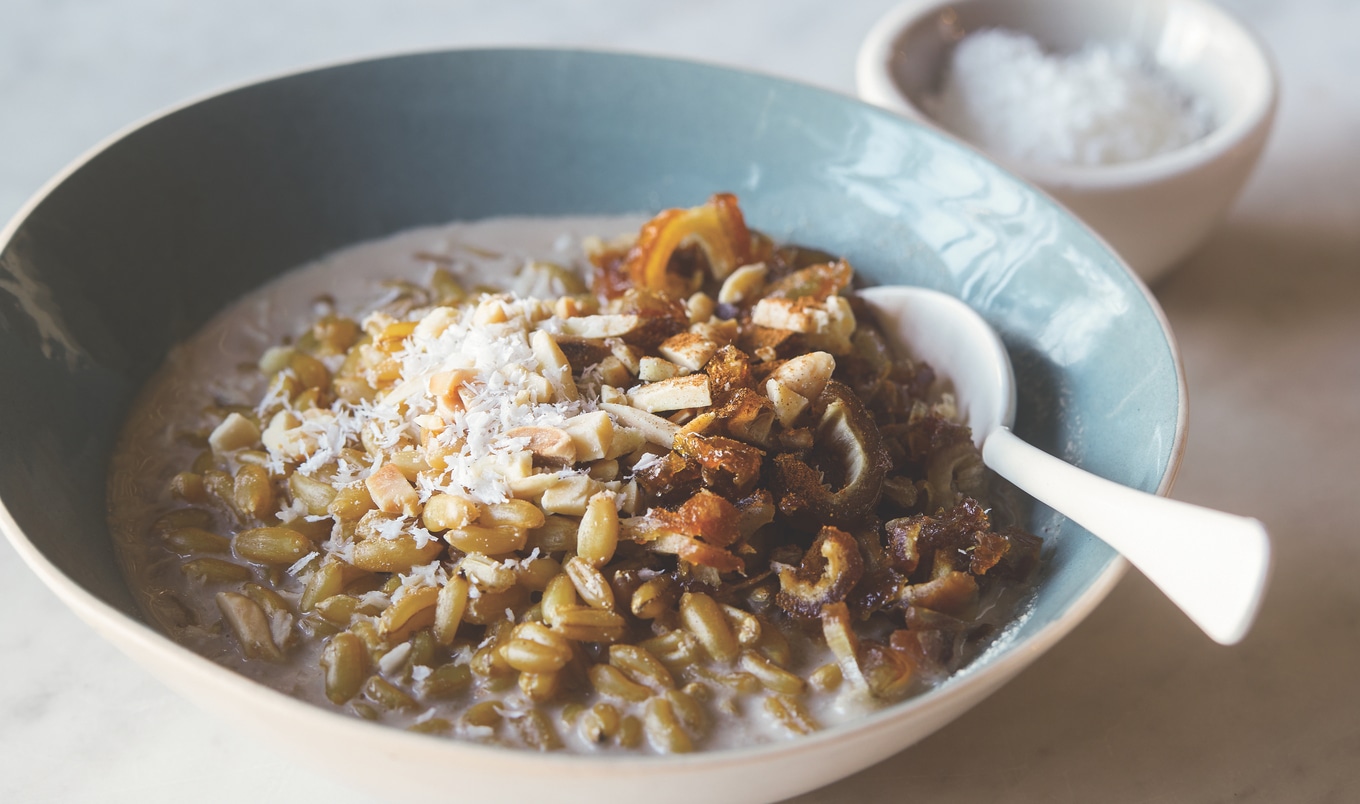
[366,463,421,517]
[506,425,577,465]
[657,332,718,372]
[209,412,260,455]
[770,352,836,401]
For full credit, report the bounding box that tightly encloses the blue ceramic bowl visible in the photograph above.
[0,49,1183,802]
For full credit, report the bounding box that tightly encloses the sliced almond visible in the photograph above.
[558,314,641,339]
[717,262,768,305]
[627,374,712,413]
[599,403,679,449]
[216,592,283,661]
[531,329,579,402]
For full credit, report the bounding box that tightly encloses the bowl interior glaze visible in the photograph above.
[0,49,1183,801]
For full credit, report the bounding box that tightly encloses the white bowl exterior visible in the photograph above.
[1047,117,1272,282]
[856,0,1278,282]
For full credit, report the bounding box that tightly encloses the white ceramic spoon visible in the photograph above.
[861,285,1271,645]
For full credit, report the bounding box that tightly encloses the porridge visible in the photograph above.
[108,194,1041,753]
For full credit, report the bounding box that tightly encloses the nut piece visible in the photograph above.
[592,356,633,388]
[750,296,857,355]
[472,297,509,325]
[527,329,576,399]
[599,402,679,449]
[657,332,718,372]
[801,296,857,355]
[686,292,716,324]
[769,351,836,401]
[717,262,768,305]
[427,368,477,405]
[557,314,641,339]
[261,410,305,460]
[562,410,615,462]
[627,374,712,413]
[609,341,643,375]
[766,378,810,428]
[365,463,421,517]
[506,425,577,465]
[540,474,608,516]
[599,385,628,405]
[605,427,646,461]
[216,591,283,661]
[638,356,682,383]
[750,297,824,333]
[208,412,260,455]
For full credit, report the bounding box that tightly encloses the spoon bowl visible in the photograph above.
[861,285,1272,645]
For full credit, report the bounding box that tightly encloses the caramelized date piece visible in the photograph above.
[652,490,742,548]
[673,431,764,497]
[887,498,991,577]
[985,526,1043,580]
[704,345,755,401]
[774,526,864,619]
[611,290,690,350]
[621,193,752,296]
[772,381,891,529]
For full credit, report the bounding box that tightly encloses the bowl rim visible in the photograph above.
[0,45,1188,775]
[854,0,1280,188]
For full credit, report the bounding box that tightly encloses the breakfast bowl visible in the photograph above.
[856,0,1278,283]
[0,49,1183,802]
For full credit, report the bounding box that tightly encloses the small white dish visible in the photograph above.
[856,0,1278,283]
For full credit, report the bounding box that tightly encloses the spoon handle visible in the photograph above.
[983,427,1271,645]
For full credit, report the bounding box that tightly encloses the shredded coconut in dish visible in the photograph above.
[925,29,1215,166]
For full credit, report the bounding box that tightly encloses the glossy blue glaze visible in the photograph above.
[0,49,1180,654]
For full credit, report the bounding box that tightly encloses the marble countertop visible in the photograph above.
[2,1,1357,801]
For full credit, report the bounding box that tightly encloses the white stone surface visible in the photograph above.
[2,1,1357,801]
